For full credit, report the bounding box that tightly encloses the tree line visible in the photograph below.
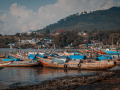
[0,29,120,48]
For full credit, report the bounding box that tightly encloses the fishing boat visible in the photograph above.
[98,51,106,55]
[78,49,86,54]
[38,57,115,70]
[104,49,120,55]
[0,61,11,70]
[0,53,6,58]
[61,51,74,56]
[2,56,41,67]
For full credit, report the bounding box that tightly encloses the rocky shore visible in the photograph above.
[6,69,120,90]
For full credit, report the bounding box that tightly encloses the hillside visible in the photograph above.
[37,6,120,33]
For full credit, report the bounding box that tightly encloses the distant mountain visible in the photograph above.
[37,6,120,33]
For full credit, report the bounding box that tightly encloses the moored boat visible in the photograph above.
[104,49,120,55]
[98,51,106,55]
[0,53,6,58]
[3,57,41,67]
[0,61,11,70]
[38,57,115,70]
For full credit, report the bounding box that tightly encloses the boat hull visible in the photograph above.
[39,59,115,70]
[0,61,11,67]
[7,60,41,67]
[67,61,115,70]
[0,54,6,58]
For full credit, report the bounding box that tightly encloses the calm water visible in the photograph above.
[0,48,120,90]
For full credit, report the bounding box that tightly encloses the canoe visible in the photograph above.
[3,58,41,67]
[39,58,115,70]
[0,61,11,68]
[0,54,6,58]
[7,60,40,67]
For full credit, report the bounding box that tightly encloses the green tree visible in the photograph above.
[45,29,50,34]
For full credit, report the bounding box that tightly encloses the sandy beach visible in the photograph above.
[5,69,120,90]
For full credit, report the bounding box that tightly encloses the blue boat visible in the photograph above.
[104,50,120,55]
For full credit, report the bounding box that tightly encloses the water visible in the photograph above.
[0,48,120,89]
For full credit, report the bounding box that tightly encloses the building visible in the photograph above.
[78,31,87,35]
[55,30,66,35]
[44,39,53,44]
[8,43,16,46]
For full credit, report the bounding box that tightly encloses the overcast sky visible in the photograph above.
[0,0,120,35]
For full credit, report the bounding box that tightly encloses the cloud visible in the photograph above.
[0,0,120,35]
[0,20,4,24]
[0,10,8,12]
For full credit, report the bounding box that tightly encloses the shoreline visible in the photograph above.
[6,69,120,90]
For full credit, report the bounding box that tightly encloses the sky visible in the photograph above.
[0,0,120,35]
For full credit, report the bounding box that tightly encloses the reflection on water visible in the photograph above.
[0,66,104,90]
[0,67,5,70]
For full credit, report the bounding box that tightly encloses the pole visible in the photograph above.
[112,37,113,50]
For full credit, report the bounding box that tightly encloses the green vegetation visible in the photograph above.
[0,29,120,48]
[37,6,120,33]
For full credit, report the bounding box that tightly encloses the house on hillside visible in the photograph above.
[8,43,16,46]
[44,39,53,44]
[55,30,66,35]
[78,31,87,35]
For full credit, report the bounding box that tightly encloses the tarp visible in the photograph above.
[3,58,22,61]
[36,54,47,58]
[28,54,35,59]
[97,55,112,60]
[3,58,14,61]
[69,55,84,60]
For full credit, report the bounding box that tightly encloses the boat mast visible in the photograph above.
[112,37,113,50]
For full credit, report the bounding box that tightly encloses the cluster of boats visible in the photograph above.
[0,48,120,70]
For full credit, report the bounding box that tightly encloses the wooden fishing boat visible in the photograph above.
[0,61,11,68]
[104,49,120,55]
[78,49,86,54]
[0,54,6,58]
[39,57,115,70]
[66,60,115,70]
[8,60,40,67]
[98,51,106,55]
[87,49,94,53]
[3,58,41,67]
[63,52,74,56]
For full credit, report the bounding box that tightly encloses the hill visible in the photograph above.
[37,6,120,33]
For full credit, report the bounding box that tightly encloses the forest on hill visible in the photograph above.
[37,6,120,33]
